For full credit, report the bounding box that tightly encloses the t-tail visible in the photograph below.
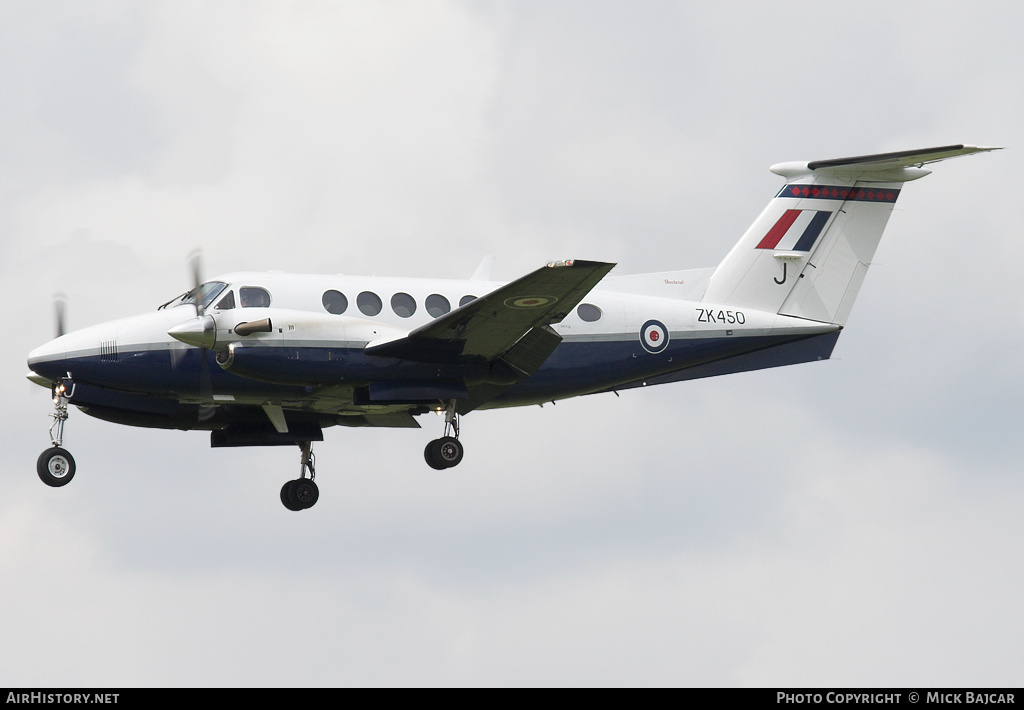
[702,145,1000,325]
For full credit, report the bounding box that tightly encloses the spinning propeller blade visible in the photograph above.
[184,249,216,422]
[188,248,205,316]
[54,294,67,338]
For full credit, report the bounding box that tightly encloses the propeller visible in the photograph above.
[170,249,217,422]
[54,293,67,338]
[193,252,217,422]
[188,248,205,316]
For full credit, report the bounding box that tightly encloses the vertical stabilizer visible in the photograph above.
[777,183,899,324]
[701,145,999,324]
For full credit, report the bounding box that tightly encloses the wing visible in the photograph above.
[364,259,615,364]
[364,259,614,414]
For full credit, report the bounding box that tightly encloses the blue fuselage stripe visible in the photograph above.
[31,331,830,415]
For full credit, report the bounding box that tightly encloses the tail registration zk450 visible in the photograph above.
[697,308,745,325]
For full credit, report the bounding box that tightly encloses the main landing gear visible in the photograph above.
[280,441,319,511]
[424,401,464,470]
[37,380,77,488]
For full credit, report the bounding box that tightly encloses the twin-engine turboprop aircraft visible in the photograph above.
[27,145,998,510]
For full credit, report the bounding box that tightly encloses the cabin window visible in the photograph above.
[322,290,348,315]
[391,292,417,318]
[459,295,477,308]
[426,294,451,318]
[214,290,236,310]
[239,287,271,308]
[357,291,382,317]
[577,303,602,322]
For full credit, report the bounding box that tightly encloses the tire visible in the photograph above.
[424,440,447,470]
[436,434,464,467]
[37,447,76,487]
[280,480,304,511]
[436,436,464,468]
[292,479,319,509]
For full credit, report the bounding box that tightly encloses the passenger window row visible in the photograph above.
[321,289,602,322]
[322,290,468,318]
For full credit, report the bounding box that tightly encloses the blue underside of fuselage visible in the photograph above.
[29,330,841,428]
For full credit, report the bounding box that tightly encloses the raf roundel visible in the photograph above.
[504,296,557,309]
[640,319,669,354]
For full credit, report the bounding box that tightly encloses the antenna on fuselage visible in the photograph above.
[471,255,494,281]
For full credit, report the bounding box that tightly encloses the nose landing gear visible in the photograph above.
[280,441,319,511]
[424,401,464,470]
[37,380,77,488]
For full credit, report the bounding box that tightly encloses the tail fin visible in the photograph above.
[701,145,1000,324]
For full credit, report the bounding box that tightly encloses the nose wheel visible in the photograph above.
[281,441,319,511]
[37,380,77,488]
[424,401,464,470]
[37,446,76,487]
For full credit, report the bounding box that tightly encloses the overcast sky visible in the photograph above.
[2,1,1022,687]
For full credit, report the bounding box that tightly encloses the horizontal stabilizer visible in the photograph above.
[806,144,1001,170]
[772,144,1001,182]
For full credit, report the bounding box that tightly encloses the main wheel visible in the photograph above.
[37,447,76,487]
[436,436,464,468]
[424,439,446,470]
[292,479,319,509]
[425,437,464,470]
[280,480,304,511]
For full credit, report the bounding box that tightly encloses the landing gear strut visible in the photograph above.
[280,441,319,511]
[424,401,464,470]
[37,380,76,488]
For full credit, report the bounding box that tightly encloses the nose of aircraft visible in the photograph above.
[28,309,209,389]
[27,336,68,383]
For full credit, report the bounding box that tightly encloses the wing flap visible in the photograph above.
[334,411,422,428]
[456,325,564,415]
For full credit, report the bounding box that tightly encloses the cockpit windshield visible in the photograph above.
[158,282,228,311]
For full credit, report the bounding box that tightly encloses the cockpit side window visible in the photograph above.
[159,282,227,310]
[214,290,236,310]
[239,287,271,308]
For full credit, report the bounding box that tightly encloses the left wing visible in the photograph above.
[364,259,615,364]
